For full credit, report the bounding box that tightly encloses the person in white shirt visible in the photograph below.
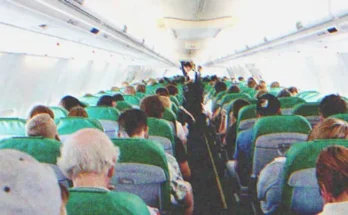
[317,145,348,215]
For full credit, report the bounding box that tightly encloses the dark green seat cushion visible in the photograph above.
[86,107,120,121]
[57,117,103,135]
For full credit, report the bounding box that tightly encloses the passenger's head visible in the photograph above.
[270,81,280,88]
[118,109,148,138]
[124,86,136,95]
[227,85,240,94]
[308,118,348,141]
[58,129,119,187]
[140,95,165,118]
[110,86,120,92]
[238,77,245,82]
[97,95,116,107]
[28,105,54,120]
[319,94,347,119]
[167,84,178,96]
[121,81,129,87]
[198,65,203,73]
[214,81,227,94]
[288,87,298,96]
[231,99,251,124]
[255,90,268,99]
[316,145,348,204]
[277,89,292,98]
[255,85,262,91]
[256,94,281,117]
[158,96,172,109]
[68,106,88,118]
[136,84,146,93]
[156,87,169,97]
[26,114,59,141]
[247,79,257,89]
[0,149,63,215]
[112,94,124,102]
[183,61,193,73]
[59,96,86,112]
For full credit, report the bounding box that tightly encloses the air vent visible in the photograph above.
[339,21,348,32]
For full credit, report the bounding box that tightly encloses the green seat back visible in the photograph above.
[292,103,320,116]
[0,118,26,138]
[282,139,348,213]
[224,98,257,114]
[50,107,68,119]
[0,137,61,164]
[220,93,252,106]
[163,108,177,122]
[176,94,184,105]
[171,103,179,115]
[170,96,180,107]
[241,88,255,96]
[67,188,150,215]
[147,118,175,146]
[86,107,120,121]
[330,113,348,121]
[135,92,146,99]
[269,88,283,96]
[111,138,170,209]
[215,91,227,101]
[79,96,99,106]
[236,105,257,131]
[296,91,320,99]
[123,95,140,106]
[116,101,133,111]
[57,117,103,135]
[279,97,306,109]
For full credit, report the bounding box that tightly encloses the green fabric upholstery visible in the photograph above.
[123,95,140,106]
[116,101,133,111]
[330,113,348,121]
[175,94,184,105]
[67,187,150,215]
[111,138,171,209]
[57,117,103,135]
[292,103,320,116]
[241,88,255,96]
[236,105,257,131]
[50,107,68,119]
[220,93,252,106]
[0,137,61,164]
[79,95,99,106]
[215,91,227,101]
[269,88,283,96]
[170,96,180,107]
[147,117,175,147]
[279,97,306,109]
[282,139,348,212]
[224,98,257,114]
[136,92,146,99]
[171,103,179,115]
[0,118,26,137]
[163,108,177,121]
[296,91,320,100]
[86,107,120,121]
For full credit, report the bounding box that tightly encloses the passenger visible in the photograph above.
[258,118,348,214]
[227,85,240,94]
[225,99,251,158]
[255,85,262,91]
[0,149,64,215]
[259,80,267,90]
[123,86,136,95]
[288,87,298,96]
[110,86,120,92]
[136,84,146,93]
[59,184,70,215]
[277,89,292,98]
[238,77,245,82]
[26,113,60,141]
[28,105,54,119]
[214,81,227,96]
[118,109,194,215]
[319,94,347,119]
[97,95,116,107]
[68,106,88,118]
[183,62,195,82]
[156,88,170,97]
[255,89,268,99]
[270,81,280,88]
[59,95,86,112]
[58,129,155,215]
[247,78,257,89]
[234,94,281,184]
[121,81,129,87]
[316,145,348,214]
[167,84,179,96]
[112,94,124,102]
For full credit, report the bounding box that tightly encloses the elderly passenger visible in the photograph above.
[26,113,60,141]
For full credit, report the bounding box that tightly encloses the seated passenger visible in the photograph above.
[270,81,280,88]
[112,94,124,102]
[58,128,155,215]
[136,84,146,93]
[28,105,54,119]
[214,81,227,97]
[319,94,347,119]
[227,85,240,94]
[288,87,298,96]
[316,145,348,215]
[257,118,348,214]
[59,96,86,112]
[277,89,292,98]
[68,106,88,118]
[259,80,267,90]
[118,109,194,215]
[167,84,179,96]
[97,95,116,107]
[255,89,268,99]
[234,94,281,184]
[156,88,170,97]
[0,149,65,215]
[124,86,136,95]
[26,113,60,141]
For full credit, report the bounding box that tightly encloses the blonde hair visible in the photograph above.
[158,96,172,108]
[308,118,348,141]
[68,106,88,118]
[26,114,58,140]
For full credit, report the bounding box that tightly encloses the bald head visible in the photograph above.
[26,113,58,139]
[58,128,119,179]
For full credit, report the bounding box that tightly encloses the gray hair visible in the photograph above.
[26,113,58,139]
[58,128,120,179]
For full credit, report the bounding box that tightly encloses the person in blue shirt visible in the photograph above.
[234,93,281,185]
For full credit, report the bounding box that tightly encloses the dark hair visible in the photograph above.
[270,81,280,88]
[140,95,165,118]
[319,94,347,118]
[256,94,281,116]
[278,89,291,98]
[136,84,146,93]
[60,96,86,111]
[97,95,114,107]
[156,88,169,97]
[118,109,147,137]
[247,79,257,88]
[227,85,240,94]
[214,81,227,94]
[112,94,124,102]
[29,105,54,119]
[68,106,88,118]
[238,77,245,81]
[166,84,178,96]
[288,87,298,94]
[232,99,251,119]
[183,61,192,68]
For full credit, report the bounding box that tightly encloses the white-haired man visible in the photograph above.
[58,128,156,215]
